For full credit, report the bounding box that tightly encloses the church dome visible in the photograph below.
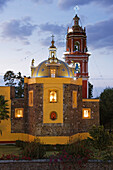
[31,36,74,78]
[31,59,73,78]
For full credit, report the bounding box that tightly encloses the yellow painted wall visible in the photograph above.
[24,77,82,86]
[43,80,63,123]
[0,86,35,142]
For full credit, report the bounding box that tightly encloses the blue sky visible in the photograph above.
[0,0,113,97]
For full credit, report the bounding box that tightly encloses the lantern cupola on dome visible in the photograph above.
[47,35,59,65]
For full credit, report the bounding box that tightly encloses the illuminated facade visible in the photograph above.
[0,14,99,144]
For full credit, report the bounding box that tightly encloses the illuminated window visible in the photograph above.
[51,69,56,78]
[50,111,57,120]
[15,108,23,118]
[29,90,33,106]
[50,91,57,103]
[72,91,77,108]
[82,108,91,119]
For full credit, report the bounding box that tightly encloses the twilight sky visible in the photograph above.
[0,0,113,97]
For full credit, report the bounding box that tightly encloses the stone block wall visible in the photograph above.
[25,83,84,137]
[27,83,43,136]
[63,84,82,136]
[11,98,25,133]
[78,100,100,132]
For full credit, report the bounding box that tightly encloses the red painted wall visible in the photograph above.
[82,80,87,98]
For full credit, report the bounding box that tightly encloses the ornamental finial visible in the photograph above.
[31,59,34,66]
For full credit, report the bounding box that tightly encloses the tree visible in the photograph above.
[0,95,9,121]
[3,71,24,98]
[88,82,93,98]
[3,71,16,86]
[15,72,24,98]
[99,88,113,130]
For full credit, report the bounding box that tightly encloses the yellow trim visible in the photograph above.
[29,90,33,107]
[82,99,99,102]
[43,84,63,124]
[69,132,90,143]
[32,132,90,144]
[0,132,90,144]
[24,77,82,86]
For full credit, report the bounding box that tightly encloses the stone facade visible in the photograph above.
[11,81,99,138]
[63,84,82,136]
[80,100,100,132]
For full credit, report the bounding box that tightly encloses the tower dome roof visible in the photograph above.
[31,59,73,78]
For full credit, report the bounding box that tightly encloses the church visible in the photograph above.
[0,14,99,144]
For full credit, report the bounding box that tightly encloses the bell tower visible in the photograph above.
[63,14,90,98]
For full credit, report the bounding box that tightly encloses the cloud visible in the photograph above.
[39,22,66,35]
[40,36,51,47]
[87,18,113,49]
[40,36,65,48]
[38,23,66,47]
[58,0,113,10]
[0,0,12,10]
[1,17,37,44]
[31,0,53,4]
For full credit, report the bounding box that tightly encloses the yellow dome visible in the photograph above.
[31,59,73,78]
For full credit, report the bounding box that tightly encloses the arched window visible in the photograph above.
[74,41,80,51]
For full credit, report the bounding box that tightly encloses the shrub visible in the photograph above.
[88,125,113,151]
[49,140,93,169]
[64,140,93,159]
[0,154,31,160]
[21,139,46,159]
[16,140,29,149]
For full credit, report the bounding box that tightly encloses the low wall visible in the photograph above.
[0,159,112,170]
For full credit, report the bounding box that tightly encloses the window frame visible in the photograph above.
[29,90,33,107]
[72,91,77,108]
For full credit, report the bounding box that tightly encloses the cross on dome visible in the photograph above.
[50,35,56,48]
